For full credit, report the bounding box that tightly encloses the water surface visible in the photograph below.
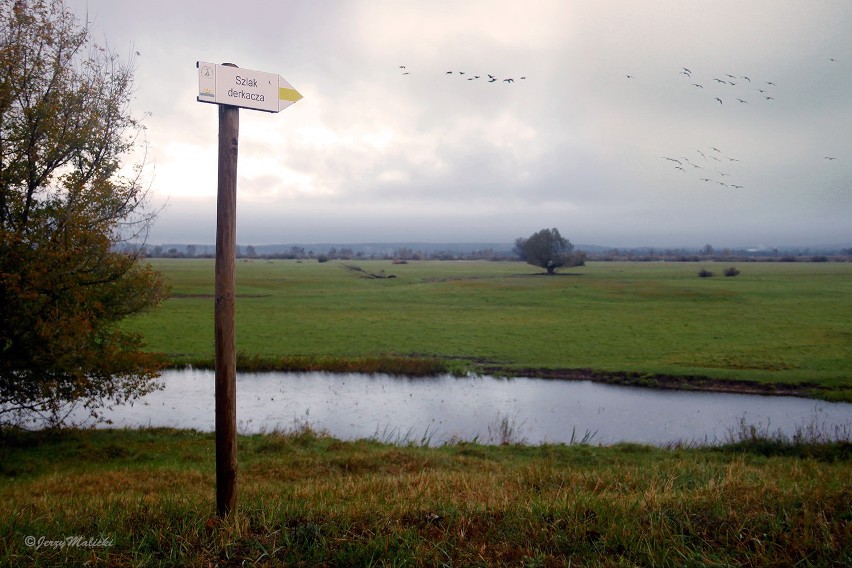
[76,369,851,446]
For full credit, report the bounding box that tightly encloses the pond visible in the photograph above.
[60,369,851,446]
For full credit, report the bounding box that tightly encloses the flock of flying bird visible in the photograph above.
[398,65,526,83]
[630,60,841,190]
[634,66,783,107]
[393,61,840,194]
[661,148,745,189]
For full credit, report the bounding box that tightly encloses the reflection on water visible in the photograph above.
[57,369,852,446]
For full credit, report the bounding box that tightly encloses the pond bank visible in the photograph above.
[167,354,851,401]
[494,366,839,399]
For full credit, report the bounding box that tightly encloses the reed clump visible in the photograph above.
[180,353,450,377]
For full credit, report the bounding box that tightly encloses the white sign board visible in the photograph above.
[197,61,302,113]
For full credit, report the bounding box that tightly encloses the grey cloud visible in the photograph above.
[67,0,851,248]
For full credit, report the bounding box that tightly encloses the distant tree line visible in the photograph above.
[586,244,852,263]
[133,242,852,263]
[135,244,521,261]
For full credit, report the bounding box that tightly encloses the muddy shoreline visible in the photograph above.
[481,366,824,398]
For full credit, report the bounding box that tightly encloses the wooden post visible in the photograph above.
[199,59,300,517]
[215,76,239,517]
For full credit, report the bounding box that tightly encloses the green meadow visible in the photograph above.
[125,259,852,396]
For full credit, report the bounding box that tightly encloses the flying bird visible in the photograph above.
[626,75,635,79]
[661,157,682,164]
[693,83,704,88]
[741,76,751,82]
[825,156,837,160]
[737,98,748,103]
[503,78,514,83]
[766,81,776,86]
[399,65,406,68]
[715,97,723,104]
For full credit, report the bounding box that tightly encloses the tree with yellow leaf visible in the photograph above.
[0,0,168,426]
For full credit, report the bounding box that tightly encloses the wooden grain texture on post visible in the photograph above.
[215,100,239,517]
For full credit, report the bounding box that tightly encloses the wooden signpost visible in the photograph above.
[197,61,302,516]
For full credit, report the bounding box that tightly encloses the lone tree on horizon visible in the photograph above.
[515,228,585,274]
[0,0,168,427]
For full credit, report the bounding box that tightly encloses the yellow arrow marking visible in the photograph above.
[279,87,303,102]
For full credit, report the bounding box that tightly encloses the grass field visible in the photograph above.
[123,259,852,397]
[1,427,849,566]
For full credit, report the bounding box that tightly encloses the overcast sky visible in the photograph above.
[68,0,851,248]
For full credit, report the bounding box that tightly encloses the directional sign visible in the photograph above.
[197,61,302,113]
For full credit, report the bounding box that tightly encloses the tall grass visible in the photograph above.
[1,427,849,566]
[718,416,852,460]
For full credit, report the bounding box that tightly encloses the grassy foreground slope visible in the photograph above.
[1,428,849,566]
[124,259,852,395]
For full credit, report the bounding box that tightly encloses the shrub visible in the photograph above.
[723,267,740,277]
[697,268,714,278]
